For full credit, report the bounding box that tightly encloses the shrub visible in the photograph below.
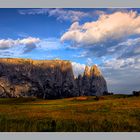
[133,91,140,96]
[103,91,114,95]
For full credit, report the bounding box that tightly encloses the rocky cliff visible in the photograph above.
[0,58,107,99]
[75,65,108,96]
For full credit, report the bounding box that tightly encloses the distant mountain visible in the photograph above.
[0,58,108,99]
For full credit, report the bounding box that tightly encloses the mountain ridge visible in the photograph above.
[0,58,108,98]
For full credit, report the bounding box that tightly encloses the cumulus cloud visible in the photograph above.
[61,11,140,44]
[0,39,16,49]
[19,8,89,22]
[19,37,40,44]
[0,37,40,50]
[0,37,62,53]
[0,37,66,58]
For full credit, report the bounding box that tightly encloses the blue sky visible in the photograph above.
[0,8,104,64]
[0,8,140,94]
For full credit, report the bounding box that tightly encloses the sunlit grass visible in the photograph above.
[0,95,140,132]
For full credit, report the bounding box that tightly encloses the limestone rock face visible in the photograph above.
[0,58,107,98]
[90,65,108,96]
[82,66,91,96]
[76,64,108,96]
[84,66,90,77]
[0,58,76,99]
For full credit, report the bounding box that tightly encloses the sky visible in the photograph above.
[0,8,140,94]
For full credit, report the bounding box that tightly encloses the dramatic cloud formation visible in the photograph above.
[19,9,89,22]
[60,10,140,94]
[61,11,140,44]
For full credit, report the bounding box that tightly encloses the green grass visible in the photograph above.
[0,95,140,132]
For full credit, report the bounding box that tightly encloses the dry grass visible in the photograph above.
[0,95,140,132]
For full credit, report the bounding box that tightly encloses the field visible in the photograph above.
[0,95,140,132]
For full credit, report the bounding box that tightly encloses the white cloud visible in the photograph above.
[61,11,140,44]
[86,58,93,66]
[101,57,140,94]
[0,37,40,50]
[0,37,63,58]
[37,38,62,51]
[108,37,140,58]
[71,55,140,94]
[19,37,40,44]
[19,9,89,22]
[0,39,16,49]
[103,58,140,70]
[0,37,62,51]
[134,47,140,53]
[71,62,85,77]
[117,38,140,46]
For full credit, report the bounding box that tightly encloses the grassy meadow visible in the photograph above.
[0,95,140,132]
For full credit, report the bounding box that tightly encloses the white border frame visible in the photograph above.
[0,0,140,8]
[0,0,140,139]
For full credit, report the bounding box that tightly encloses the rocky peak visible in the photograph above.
[77,64,108,96]
[83,64,102,78]
[90,65,101,77]
[0,58,76,99]
[83,66,90,77]
[0,58,108,98]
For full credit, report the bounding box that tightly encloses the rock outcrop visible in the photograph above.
[0,58,107,98]
[75,64,108,96]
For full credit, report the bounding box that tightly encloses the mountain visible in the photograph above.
[0,58,108,99]
[76,65,108,96]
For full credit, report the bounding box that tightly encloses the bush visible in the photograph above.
[103,91,114,95]
[133,91,140,96]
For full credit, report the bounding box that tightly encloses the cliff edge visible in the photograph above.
[0,58,107,98]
